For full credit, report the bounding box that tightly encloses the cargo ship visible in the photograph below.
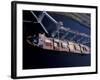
[26,33,90,54]
[23,10,91,69]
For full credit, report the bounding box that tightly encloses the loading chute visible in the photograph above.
[27,11,90,46]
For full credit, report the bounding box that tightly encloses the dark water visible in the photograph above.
[23,44,90,69]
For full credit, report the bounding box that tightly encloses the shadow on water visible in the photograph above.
[23,44,90,69]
